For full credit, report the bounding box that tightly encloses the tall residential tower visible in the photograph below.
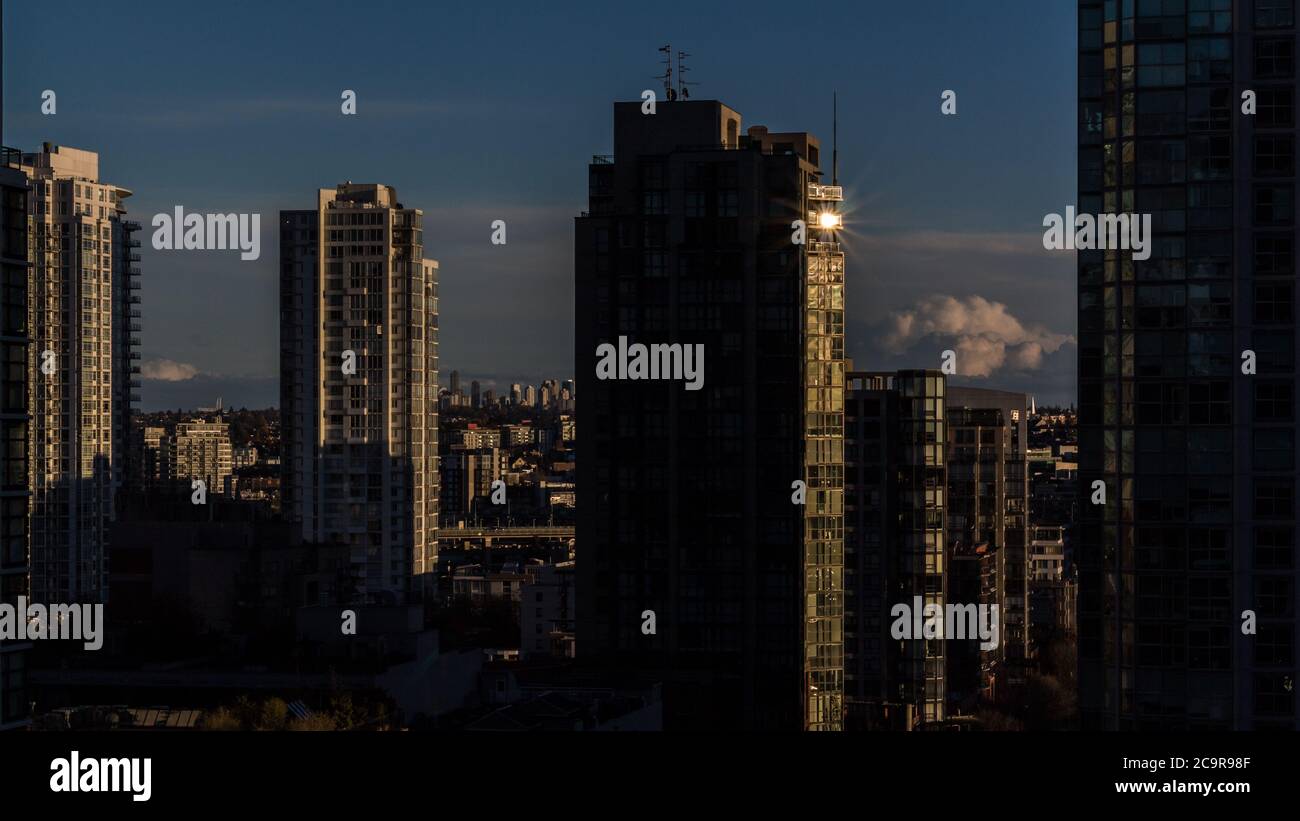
[576,100,845,730]
[0,156,32,730]
[281,184,439,602]
[844,370,947,729]
[1078,0,1299,729]
[15,144,139,605]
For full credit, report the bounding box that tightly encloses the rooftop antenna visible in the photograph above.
[677,51,699,100]
[833,92,839,186]
[657,45,676,101]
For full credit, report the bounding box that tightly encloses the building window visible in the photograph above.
[1255,135,1296,176]
[1255,185,1295,226]
[1259,87,1295,127]
[1190,381,1227,426]
[1255,480,1295,519]
[1188,87,1232,131]
[1255,282,1294,324]
[1256,38,1296,79]
[1255,428,1295,471]
[1255,0,1296,28]
[1256,673,1296,717]
[1256,625,1294,667]
[1255,234,1294,276]
[1255,381,1295,421]
[1138,43,1186,87]
[1257,577,1295,618]
[1256,526,1295,568]
[1189,37,1232,82]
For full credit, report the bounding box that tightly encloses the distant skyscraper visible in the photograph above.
[844,370,947,729]
[15,144,139,604]
[509,383,522,406]
[577,100,845,730]
[280,183,439,601]
[1078,0,1299,729]
[524,384,537,408]
[0,157,32,730]
[450,369,461,398]
[470,379,481,408]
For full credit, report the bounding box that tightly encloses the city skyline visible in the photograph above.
[1,0,1078,410]
[5,0,1294,790]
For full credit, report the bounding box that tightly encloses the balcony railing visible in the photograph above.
[808,183,844,202]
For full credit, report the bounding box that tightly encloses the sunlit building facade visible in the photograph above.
[281,184,439,602]
[15,144,138,605]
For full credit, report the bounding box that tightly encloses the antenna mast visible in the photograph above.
[677,51,699,100]
[657,45,676,100]
[833,92,838,186]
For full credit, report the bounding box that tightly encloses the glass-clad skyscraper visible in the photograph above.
[1078,0,1298,729]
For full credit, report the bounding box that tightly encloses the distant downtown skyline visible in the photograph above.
[3,0,1078,410]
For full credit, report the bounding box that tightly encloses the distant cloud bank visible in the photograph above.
[141,359,200,381]
[883,294,1073,378]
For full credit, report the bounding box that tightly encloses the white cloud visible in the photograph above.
[142,359,200,381]
[883,295,1073,378]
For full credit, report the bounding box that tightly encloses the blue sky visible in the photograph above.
[3,0,1078,408]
